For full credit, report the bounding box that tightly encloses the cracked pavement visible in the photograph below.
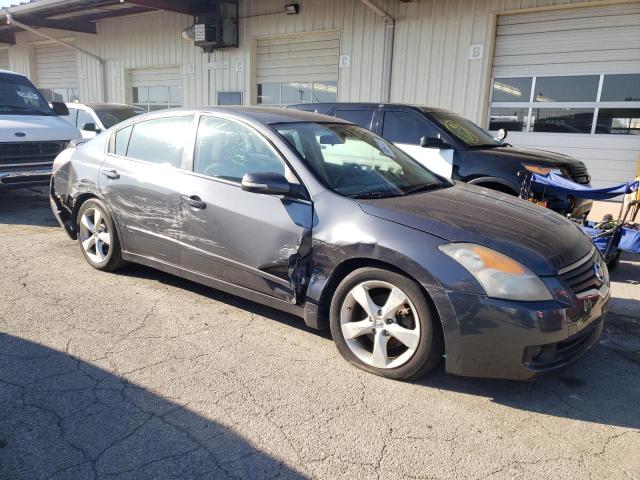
[1,188,639,480]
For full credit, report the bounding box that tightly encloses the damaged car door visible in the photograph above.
[179,114,313,303]
[99,115,195,262]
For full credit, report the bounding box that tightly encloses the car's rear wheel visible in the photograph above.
[330,268,443,380]
[77,198,125,271]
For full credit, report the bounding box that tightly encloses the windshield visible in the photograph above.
[429,111,501,148]
[274,123,450,198]
[0,72,53,116]
[94,106,143,129]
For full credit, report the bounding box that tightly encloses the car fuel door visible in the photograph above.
[179,115,313,304]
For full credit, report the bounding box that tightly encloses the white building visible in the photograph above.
[1,0,638,187]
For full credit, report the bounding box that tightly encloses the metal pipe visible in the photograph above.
[359,0,394,103]
[5,13,104,65]
[5,12,108,102]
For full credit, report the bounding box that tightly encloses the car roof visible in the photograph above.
[66,102,137,110]
[288,102,453,114]
[0,69,26,77]
[132,106,350,125]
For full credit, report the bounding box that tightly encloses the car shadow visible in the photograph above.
[0,187,58,227]
[116,263,332,340]
[0,333,309,480]
[118,264,640,431]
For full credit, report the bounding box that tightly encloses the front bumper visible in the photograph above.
[0,167,52,190]
[440,284,609,380]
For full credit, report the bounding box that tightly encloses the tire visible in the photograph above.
[76,198,125,271]
[329,267,443,381]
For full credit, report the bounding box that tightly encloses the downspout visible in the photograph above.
[5,13,108,102]
[359,0,394,103]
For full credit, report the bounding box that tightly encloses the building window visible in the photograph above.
[40,87,80,103]
[257,81,337,106]
[217,91,242,105]
[133,86,182,112]
[489,74,640,135]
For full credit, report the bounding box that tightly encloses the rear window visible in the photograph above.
[122,116,193,167]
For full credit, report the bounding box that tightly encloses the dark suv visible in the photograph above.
[288,103,592,218]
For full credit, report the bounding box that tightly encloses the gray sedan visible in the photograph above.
[50,107,610,380]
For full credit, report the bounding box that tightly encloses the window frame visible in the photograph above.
[488,73,640,135]
[382,108,445,146]
[106,113,197,171]
[182,113,310,200]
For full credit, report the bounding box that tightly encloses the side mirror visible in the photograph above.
[51,101,69,116]
[495,128,508,141]
[241,172,290,196]
[420,136,452,149]
[82,122,100,133]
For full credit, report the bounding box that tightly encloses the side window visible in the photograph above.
[194,116,286,182]
[382,111,438,145]
[126,116,193,167]
[113,125,132,156]
[60,107,78,126]
[334,109,374,129]
[76,109,94,130]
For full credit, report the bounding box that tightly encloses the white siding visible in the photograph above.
[130,66,181,87]
[509,132,639,189]
[33,43,79,90]
[389,0,631,124]
[489,4,640,188]
[256,30,339,84]
[0,49,8,70]
[494,3,640,77]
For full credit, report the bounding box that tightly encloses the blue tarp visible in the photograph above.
[531,172,639,200]
[580,222,640,255]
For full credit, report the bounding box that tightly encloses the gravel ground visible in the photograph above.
[1,187,639,480]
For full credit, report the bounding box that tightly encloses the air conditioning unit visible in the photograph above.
[191,1,239,52]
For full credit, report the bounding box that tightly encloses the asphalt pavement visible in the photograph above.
[1,187,639,480]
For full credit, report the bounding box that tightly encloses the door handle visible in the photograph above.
[181,194,206,210]
[102,169,120,180]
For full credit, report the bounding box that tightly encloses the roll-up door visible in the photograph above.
[0,49,9,71]
[489,4,640,189]
[130,66,182,111]
[256,30,339,105]
[34,43,79,102]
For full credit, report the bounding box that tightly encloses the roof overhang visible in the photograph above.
[0,0,217,44]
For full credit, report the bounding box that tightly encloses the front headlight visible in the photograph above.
[524,164,572,179]
[439,243,552,301]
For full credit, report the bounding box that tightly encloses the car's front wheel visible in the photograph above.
[77,198,125,271]
[330,268,443,380]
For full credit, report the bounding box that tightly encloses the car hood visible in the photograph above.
[475,145,580,168]
[0,114,80,142]
[357,183,593,276]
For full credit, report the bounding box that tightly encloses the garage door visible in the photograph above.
[0,49,8,71]
[489,4,640,188]
[256,30,339,106]
[130,66,182,111]
[34,43,79,102]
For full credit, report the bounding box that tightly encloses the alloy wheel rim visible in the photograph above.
[340,280,421,369]
[79,207,111,263]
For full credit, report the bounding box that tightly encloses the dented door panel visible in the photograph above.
[179,174,313,304]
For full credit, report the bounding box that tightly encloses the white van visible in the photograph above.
[0,70,80,191]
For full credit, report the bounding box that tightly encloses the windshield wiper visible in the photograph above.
[404,183,448,195]
[1,105,51,115]
[348,191,402,199]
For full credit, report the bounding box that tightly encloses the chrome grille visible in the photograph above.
[559,249,603,295]
[0,141,66,166]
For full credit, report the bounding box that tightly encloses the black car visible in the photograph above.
[288,103,592,218]
[50,107,609,381]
